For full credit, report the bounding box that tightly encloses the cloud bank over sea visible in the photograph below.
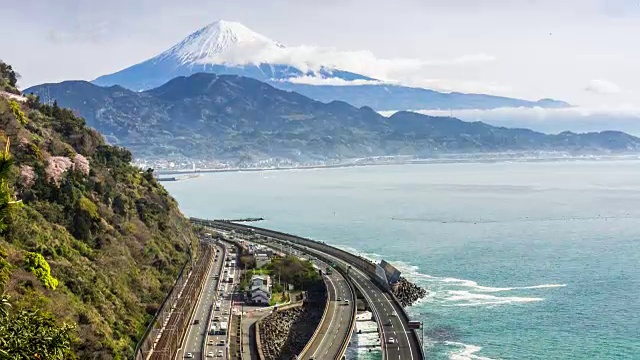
[380,106,640,136]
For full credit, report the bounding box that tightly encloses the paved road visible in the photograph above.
[204,243,240,359]
[177,243,225,359]
[274,240,421,360]
[301,258,354,360]
[199,222,423,360]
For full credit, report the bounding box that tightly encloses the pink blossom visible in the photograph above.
[19,165,35,187]
[73,154,90,175]
[45,156,73,185]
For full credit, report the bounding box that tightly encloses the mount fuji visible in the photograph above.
[92,20,569,111]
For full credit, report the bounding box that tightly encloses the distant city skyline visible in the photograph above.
[1,0,639,109]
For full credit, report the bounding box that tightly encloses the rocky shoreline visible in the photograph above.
[392,277,427,307]
[258,303,323,360]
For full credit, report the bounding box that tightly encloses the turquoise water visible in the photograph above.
[164,161,640,359]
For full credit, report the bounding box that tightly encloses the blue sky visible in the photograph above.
[1,0,639,109]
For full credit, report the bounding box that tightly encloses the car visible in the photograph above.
[207,352,214,358]
[218,340,226,346]
[213,316,220,322]
[385,320,393,326]
[193,319,200,325]
[388,312,396,317]
[185,353,194,358]
[217,350,223,357]
[208,339,215,345]
[387,337,396,344]
[336,297,342,301]
[344,299,349,304]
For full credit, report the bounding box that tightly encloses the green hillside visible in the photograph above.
[0,61,198,359]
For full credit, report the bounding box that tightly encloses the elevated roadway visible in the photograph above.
[196,219,424,360]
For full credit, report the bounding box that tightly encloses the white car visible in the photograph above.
[387,337,396,344]
[185,353,194,358]
[217,350,223,357]
[207,352,214,358]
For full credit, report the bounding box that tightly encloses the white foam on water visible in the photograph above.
[442,290,544,307]
[386,260,565,307]
[446,341,499,360]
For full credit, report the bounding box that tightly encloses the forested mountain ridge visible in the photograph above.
[26,73,640,162]
[0,61,198,358]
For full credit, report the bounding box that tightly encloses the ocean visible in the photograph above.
[163,160,640,359]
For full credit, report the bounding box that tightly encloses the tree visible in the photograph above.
[0,308,76,359]
[0,138,22,233]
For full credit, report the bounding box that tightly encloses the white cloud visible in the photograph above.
[284,76,383,86]
[197,39,496,87]
[400,78,513,95]
[585,79,622,94]
[380,106,640,135]
[453,53,496,64]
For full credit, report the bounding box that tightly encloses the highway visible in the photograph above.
[204,244,241,359]
[200,221,423,360]
[263,243,355,360]
[302,258,354,360]
[177,243,225,359]
[287,242,421,360]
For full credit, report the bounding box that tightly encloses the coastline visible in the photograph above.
[153,153,640,176]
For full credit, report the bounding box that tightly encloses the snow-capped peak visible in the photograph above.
[157,20,286,66]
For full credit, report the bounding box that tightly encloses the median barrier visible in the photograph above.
[337,275,358,359]
[254,317,266,360]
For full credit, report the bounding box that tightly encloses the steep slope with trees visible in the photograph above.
[0,61,199,359]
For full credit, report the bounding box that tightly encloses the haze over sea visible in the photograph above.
[164,160,640,360]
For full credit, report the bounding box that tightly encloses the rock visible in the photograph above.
[259,302,324,360]
[392,277,427,307]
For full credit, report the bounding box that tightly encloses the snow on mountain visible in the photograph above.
[155,20,286,67]
[93,20,371,91]
[90,20,569,110]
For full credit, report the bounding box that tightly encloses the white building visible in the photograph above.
[250,275,272,305]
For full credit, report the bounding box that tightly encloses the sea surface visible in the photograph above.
[164,160,640,360]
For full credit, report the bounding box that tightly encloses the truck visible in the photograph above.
[219,321,228,335]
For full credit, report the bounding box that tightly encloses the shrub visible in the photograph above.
[9,100,27,125]
[23,252,59,290]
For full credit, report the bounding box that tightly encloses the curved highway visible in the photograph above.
[200,220,424,360]
[287,252,355,360]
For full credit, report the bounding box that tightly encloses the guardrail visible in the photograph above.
[193,219,425,360]
[337,275,357,359]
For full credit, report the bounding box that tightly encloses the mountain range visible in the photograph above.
[91,20,570,111]
[26,73,640,161]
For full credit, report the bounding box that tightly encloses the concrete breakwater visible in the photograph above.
[258,303,323,359]
[392,277,427,307]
